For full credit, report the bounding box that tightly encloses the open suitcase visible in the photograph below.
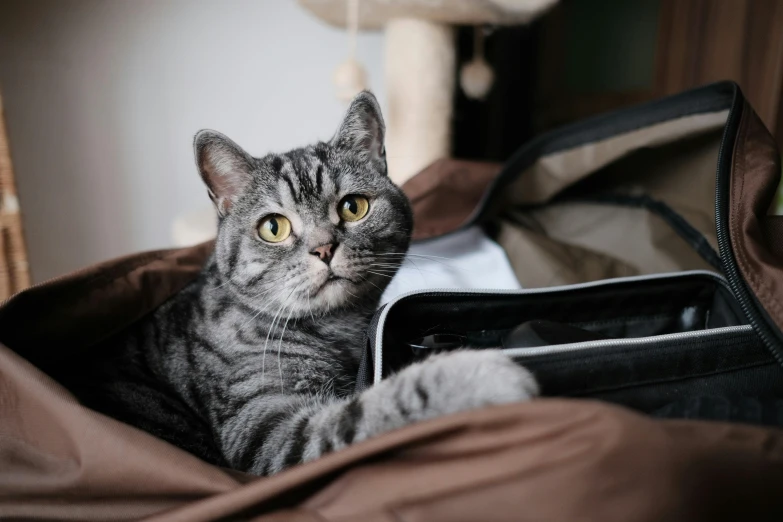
[359,81,783,427]
[2,81,783,521]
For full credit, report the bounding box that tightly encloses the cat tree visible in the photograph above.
[300,0,558,185]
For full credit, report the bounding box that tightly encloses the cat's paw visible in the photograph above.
[356,350,538,442]
[395,350,539,422]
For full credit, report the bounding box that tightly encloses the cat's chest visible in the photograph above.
[201,315,362,395]
[226,343,357,397]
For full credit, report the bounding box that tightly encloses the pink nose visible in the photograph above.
[310,243,336,264]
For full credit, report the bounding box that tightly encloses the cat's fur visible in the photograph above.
[69,92,538,475]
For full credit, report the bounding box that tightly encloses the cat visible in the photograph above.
[67,91,539,476]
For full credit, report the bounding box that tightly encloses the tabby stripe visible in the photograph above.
[186,379,210,418]
[336,397,363,445]
[315,165,323,194]
[415,382,429,409]
[225,387,268,420]
[181,343,218,417]
[281,173,299,204]
[199,338,234,366]
[242,272,266,289]
[295,159,313,196]
[210,297,232,322]
[191,298,207,322]
[226,365,263,389]
[318,433,333,455]
[235,328,256,346]
[281,415,311,469]
[227,376,282,398]
[214,293,259,317]
[314,143,328,163]
[395,390,411,417]
[239,409,290,471]
[226,236,241,272]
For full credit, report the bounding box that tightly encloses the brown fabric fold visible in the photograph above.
[0,343,242,521]
[401,158,501,241]
[729,103,783,336]
[161,398,783,522]
[3,334,783,522]
[0,242,213,366]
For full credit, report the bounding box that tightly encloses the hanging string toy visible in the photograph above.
[460,26,495,100]
[332,0,368,102]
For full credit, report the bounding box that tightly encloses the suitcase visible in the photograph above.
[359,81,783,426]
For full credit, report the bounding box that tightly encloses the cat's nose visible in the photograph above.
[310,243,337,264]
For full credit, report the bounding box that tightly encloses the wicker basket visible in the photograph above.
[0,93,31,298]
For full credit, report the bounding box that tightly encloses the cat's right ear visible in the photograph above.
[194,130,254,217]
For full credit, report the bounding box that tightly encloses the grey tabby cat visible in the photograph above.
[70,92,539,476]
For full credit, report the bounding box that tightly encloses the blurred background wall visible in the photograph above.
[0,0,385,282]
[2,0,782,285]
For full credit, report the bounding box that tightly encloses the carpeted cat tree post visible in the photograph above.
[299,0,558,185]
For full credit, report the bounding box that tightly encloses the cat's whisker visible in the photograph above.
[277,292,299,394]
[402,256,428,277]
[262,286,298,385]
[367,270,395,279]
[397,259,429,282]
[307,294,316,323]
[373,253,472,273]
[370,263,444,277]
[366,258,403,265]
[367,264,403,271]
[365,266,399,273]
[358,275,384,293]
[261,302,285,385]
[365,265,397,272]
[375,252,462,266]
[369,266,425,283]
[377,252,455,261]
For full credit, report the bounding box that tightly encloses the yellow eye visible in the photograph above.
[257,214,291,243]
[338,195,370,222]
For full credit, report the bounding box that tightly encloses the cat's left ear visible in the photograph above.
[331,90,386,168]
[194,130,255,217]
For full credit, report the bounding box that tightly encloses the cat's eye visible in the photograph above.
[338,195,370,222]
[257,214,292,243]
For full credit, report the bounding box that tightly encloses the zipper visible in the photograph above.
[371,270,727,383]
[713,89,783,367]
[502,325,753,359]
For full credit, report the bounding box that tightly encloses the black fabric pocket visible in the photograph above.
[362,272,783,424]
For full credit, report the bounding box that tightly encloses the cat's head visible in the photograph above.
[194,91,412,316]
